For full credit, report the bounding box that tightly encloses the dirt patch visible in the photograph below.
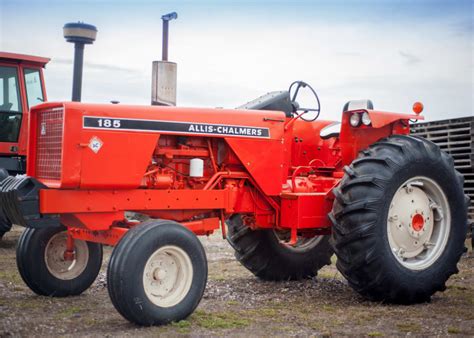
[1,226,473,336]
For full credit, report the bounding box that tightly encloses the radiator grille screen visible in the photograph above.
[36,108,64,180]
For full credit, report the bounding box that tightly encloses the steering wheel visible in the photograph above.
[288,81,321,122]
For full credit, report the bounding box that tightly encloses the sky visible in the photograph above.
[1,0,472,121]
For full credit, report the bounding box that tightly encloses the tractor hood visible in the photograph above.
[32,102,286,140]
[28,102,288,191]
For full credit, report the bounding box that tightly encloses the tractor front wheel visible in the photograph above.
[330,135,468,303]
[107,219,207,326]
[16,226,103,296]
[227,214,333,281]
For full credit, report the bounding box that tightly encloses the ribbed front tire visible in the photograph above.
[16,226,103,296]
[330,135,468,304]
[107,220,208,326]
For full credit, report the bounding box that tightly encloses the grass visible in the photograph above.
[396,322,421,333]
[446,285,474,305]
[367,332,383,337]
[447,327,461,334]
[171,320,192,333]
[57,306,83,318]
[246,307,279,318]
[191,310,252,329]
[322,304,337,313]
[0,271,23,285]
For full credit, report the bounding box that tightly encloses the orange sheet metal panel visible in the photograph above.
[29,101,286,190]
[40,189,232,213]
[280,193,332,229]
[226,138,286,196]
[338,109,417,166]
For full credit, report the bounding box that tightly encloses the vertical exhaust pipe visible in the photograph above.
[63,22,97,102]
[162,12,177,61]
[152,12,178,106]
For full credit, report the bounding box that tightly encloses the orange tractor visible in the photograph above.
[0,81,468,326]
[0,52,49,237]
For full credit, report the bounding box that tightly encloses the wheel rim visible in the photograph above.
[143,245,193,308]
[273,230,323,253]
[387,176,451,270]
[44,232,89,280]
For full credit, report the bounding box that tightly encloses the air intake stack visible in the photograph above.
[63,22,97,102]
[151,12,178,106]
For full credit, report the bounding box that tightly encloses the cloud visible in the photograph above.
[2,0,471,121]
[399,51,421,65]
[51,57,139,73]
[450,19,474,37]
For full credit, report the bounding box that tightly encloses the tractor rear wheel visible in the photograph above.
[330,135,468,304]
[107,219,207,326]
[227,215,333,281]
[16,225,103,296]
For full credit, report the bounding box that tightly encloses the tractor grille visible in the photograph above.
[35,108,64,180]
[411,116,474,223]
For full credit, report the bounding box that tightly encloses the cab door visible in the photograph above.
[0,63,24,155]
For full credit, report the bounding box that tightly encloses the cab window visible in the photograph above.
[24,68,44,109]
[0,66,22,113]
[0,66,22,142]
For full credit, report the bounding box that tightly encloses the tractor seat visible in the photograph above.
[237,91,294,117]
[320,122,341,139]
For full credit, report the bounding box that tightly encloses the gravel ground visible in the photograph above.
[0,225,473,336]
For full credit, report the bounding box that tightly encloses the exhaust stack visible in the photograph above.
[151,12,178,106]
[63,22,97,102]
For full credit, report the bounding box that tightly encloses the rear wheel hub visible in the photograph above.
[411,213,425,232]
[387,176,450,270]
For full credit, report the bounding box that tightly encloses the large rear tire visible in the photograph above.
[16,226,103,296]
[107,219,207,326]
[227,214,333,281]
[330,135,468,304]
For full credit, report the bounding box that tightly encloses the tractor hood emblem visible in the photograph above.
[40,122,47,136]
[88,136,103,153]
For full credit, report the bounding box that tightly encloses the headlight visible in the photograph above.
[361,111,371,126]
[349,113,361,127]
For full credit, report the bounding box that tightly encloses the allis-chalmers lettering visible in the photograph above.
[83,116,270,138]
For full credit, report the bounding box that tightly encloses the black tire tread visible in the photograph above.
[330,135,468,304]
[107,219,208,326]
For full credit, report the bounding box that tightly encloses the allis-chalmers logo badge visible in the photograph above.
[40,122,47,136]
[89,136,103,154]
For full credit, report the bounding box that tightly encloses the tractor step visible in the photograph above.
[280,193,332,230]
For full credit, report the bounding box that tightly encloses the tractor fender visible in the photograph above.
[338,109,423,166]
[351,109,424,128]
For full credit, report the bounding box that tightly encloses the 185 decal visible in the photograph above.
[83,116,270,138]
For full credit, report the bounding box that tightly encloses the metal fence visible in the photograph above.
[411,116,474,225]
